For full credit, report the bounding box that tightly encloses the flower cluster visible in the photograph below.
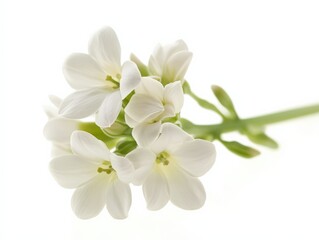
[44,26,216,219]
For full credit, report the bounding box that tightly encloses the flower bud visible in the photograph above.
[103,121,131,137]
[221,140,260,158]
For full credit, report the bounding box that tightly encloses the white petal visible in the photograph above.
[43,118,79,143]
[132,122,162,147]
[124,113,138,127]
[59,88,107,119]
[49,155,97,189]
[106,178,131,219]
[88,26,121,77]
[120,61,141,99]
[166,167,206,210]
[148,55,162,77]
[164,81,184,113]
[71,174,109,219]
[164,51,192,82]
[158,103,176,119]
[63,53,107,90]
[165,40,188,58]
[125,94,163,123]
[95,90,122,128]
[148,44,165,76]
[135,77,164,102]
[126,148,156,185]
[71,131,110,163]
[110,154,134,183]
[172,140,216,177]
[150,123,193,154]
[51,143,72,157]
[143,168,169,210]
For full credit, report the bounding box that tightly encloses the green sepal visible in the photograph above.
[115,140,137,156]
[130,53,150,77]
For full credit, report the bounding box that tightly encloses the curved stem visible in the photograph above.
[181,103,319,139]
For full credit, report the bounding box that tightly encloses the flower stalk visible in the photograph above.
[181,103,319,139]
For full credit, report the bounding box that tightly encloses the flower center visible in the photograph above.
[97,161,114,174]
[106,75,120,89]
[156,151,170,166]
[151,103,175,124]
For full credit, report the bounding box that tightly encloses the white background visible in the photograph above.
[1,0,319,239]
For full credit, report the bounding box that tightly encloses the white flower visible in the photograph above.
[49,131,134,219]
[124,77,184,146]
[44,95,78,157]
[148,40,193,85]
[126,123,216,211]
[59,26,141,128]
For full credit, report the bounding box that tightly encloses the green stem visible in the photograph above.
[181,103,319,139]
